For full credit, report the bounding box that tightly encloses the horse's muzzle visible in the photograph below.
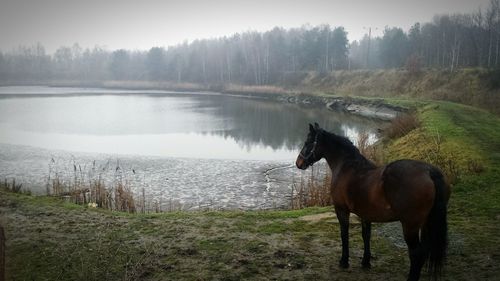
[296,156,307,170]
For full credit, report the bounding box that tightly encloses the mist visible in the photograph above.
[1,0,500,85]
[0,0,492,53]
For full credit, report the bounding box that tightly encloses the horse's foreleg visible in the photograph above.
[335,206,350,268]
[361,220,372,269]
[403,223,425,281]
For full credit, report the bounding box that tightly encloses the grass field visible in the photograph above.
[1,98,500,280]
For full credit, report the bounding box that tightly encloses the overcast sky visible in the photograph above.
[0,0,492,54]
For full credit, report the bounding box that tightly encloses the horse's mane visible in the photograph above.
[320,129,376,171]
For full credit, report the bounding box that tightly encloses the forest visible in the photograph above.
[1,0,499,85]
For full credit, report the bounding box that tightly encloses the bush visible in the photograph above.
[383,112,421,139]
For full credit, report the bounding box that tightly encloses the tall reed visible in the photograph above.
[47,159,137,213]
[291,165,332,209]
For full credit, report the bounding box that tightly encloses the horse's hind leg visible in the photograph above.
[361,220,372,269]
[335,206,350,268]
[402,223,425,281]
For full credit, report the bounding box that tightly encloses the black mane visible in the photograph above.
[320,129,376,170]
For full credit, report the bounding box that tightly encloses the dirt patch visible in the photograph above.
[300,212,361,224]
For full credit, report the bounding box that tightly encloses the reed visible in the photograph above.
[46,159,138,213]
[291,165,332,209]
[1,178,26,194]
[224,83,296,95]
[5,156,187,213]
[356,130,385,165]
[383,112,421,139]
[114,180,136,213]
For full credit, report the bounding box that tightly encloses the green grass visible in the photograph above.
[0,189,409,281]
[1,98,500,280]
[382,99,500,280]
[376,98,500,216]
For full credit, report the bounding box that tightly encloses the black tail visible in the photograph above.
[422,168,449,280]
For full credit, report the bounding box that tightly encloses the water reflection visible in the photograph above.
[198,95,380,151]
[0,87,382,160]
[0,87,384,208]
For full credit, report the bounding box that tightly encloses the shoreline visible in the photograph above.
[0,142,298,210]
[1,80,404,120]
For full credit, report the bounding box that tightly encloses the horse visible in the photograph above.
[295,123,450,281]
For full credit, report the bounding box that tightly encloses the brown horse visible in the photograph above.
[296,123,450,281]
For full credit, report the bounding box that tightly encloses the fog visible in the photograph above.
[0,0,492,53]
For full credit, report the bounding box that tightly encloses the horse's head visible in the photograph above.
[296,123,324,170]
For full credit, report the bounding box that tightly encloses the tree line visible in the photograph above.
[1,0,499,85]
[351,0,500,71]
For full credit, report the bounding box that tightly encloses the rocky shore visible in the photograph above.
[223,90,404,121]
[280,95,403,120]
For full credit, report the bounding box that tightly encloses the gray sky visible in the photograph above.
[0,0,492,53]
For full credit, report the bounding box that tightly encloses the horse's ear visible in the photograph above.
[314,123,321,130]
[309,123,315,132]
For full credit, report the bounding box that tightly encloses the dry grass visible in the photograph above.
[357,131,385,165]
[45,160,138,213]
[383,112,421,139]
[15,158,188,213]
[114,181,136,213]
[417,131,462,184]
[224,83,297,95]
[1,179,24,194]
[6,157,193,214]
[48,175,136,213]
[386,127,484,185]
[467,159,485,174]
[303,69,500,115]
[291,165,332,209]
[102,80,206,91]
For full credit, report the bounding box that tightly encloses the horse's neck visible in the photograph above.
[324,150,376,184]
[325,154,342,173]
[329,159,345,186]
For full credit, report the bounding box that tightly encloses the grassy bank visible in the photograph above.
[38,68,500,115]
[1,98,500,280]
[384,100,500,280]
[5,68,499,114]
[1,193,409,281]
[292,69,500,115]
[384,100,500,217]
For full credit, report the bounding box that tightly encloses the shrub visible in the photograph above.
[383,112,421,139]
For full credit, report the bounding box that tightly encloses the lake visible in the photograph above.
[0,86,381,210]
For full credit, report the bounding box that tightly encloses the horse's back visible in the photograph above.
[383,159,438,178]
[382,159,445,224]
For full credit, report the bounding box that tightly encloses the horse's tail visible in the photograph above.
[423,168,449,280]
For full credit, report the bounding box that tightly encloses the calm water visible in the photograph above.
[0,86,381,209]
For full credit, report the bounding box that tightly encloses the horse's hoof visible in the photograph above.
[338,260,349,269]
